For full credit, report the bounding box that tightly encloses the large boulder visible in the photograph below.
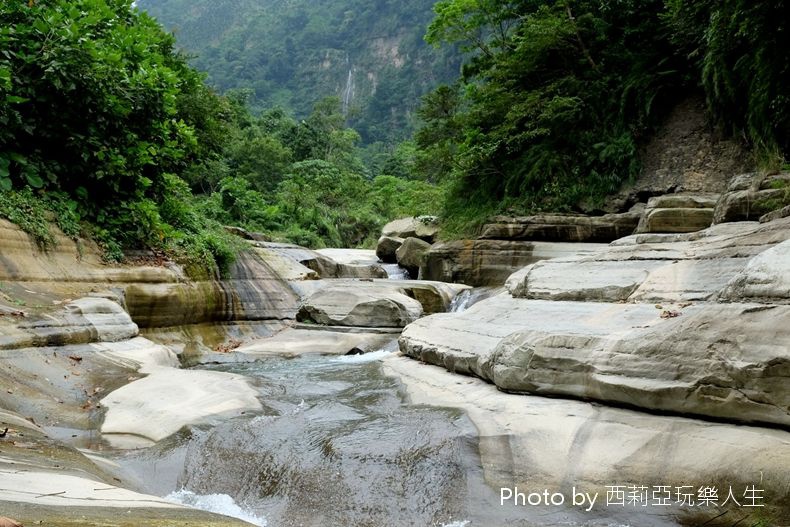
[260,242,387,279]
[375,236,404,263]
[713,190,786,223]
[381,216,440,243]
[288,279,469,315]
[305,255,388,279]
[1,297,138,349]
[635,193,718,234]
[297,288,423,328]
[420,240,605,287]
[760,204,790,223]
[713,172,790,224]
[395,237,431,278]
[479,210,640,243]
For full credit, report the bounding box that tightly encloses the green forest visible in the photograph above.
[137,0,462,145]
[1,0,789,276]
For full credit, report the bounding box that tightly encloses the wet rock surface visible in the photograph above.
[167,354,679,527]
[384,354,790,525]
[126,251,302,328]
[0,403,249,526]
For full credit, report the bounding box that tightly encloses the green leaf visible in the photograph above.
[24,166,44,188]
[33,19,49,34]
[0,177,11,192]
[9,153,27,165]
[5,96,29,104]
[25,171,44,189]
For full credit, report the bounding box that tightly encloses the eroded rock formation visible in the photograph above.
[401,217,790,429]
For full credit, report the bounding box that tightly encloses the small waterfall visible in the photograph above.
[166,489,267,526]
[449,287,502,313]
[342,66,356,115]
[382,263,409,280]
[449,290,473,313]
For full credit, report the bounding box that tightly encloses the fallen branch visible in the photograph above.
[34,490,66,498]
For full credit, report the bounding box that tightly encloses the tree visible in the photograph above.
[414,84,464,182]
[416,0,688,221]
[666,0,790,162]
[0,0,239,276]
[0,0,223,201]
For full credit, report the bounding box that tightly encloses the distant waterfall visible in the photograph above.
[342,66,356,115]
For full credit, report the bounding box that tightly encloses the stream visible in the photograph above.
[104,339,683,527]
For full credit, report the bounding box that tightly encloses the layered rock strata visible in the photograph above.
[420,240,605,286]
[635,193,718,234]
[401,217,790,429]
[479,210,641,242]
[713,172,790,224]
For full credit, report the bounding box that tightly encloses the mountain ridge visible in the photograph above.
[137,0,461,144]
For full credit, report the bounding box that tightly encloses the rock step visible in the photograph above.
[506,220,790,304]
[479,211,641,243]
[0,297,138,350]
[400,296,790,429]
[635,193,720,234]
[401,218,790,430]
[420,240,605,287]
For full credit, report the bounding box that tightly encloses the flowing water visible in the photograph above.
[109,348,682,527]
[382,263,409,280]
[449,287,502,312]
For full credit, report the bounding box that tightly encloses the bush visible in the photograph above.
[0,0,240,273]
[0,189,58,249]
[419,0,688,225]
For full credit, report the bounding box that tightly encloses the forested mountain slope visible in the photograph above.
[137,0,461,144]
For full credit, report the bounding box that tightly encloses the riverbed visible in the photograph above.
[102,344,685,527]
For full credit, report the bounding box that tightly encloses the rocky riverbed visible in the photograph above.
[1,184,789,526]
